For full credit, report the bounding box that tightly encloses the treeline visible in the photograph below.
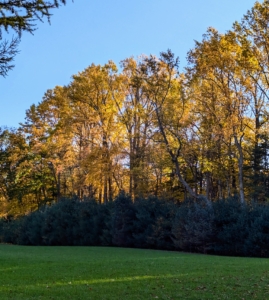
[1,193,269,257]
[2,1,269,215]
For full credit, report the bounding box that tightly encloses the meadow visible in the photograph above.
[0,245,268,299]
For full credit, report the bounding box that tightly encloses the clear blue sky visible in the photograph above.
[0,0,256,128]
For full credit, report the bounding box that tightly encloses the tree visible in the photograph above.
[136,50,208,202]
[115,57,156,199]
[0,0,69,76]
[187,28,253,204]
[21,85,78,203]
[0,127,45,216]
[233,0,269,201]
[69,63,123,203]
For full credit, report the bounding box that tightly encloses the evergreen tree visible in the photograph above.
[172,199,214,253]
[0,0,69,76]
[245,134,269,201]
[110,192,135,247]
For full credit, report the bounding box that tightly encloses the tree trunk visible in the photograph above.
[234,135,245,204]
[155,108,211,205]
[57,172,61,201]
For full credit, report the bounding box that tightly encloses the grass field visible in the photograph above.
[0,245,269,299]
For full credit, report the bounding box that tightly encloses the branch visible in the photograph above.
[0,36,19,76]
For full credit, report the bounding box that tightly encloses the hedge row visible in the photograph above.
[1,193,269,257]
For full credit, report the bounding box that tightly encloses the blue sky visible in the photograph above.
[0,0,256,128]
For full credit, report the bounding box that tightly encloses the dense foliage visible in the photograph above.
[3,2,269,215]
[1,194,269,258]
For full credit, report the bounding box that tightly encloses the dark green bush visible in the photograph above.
[110,192,135,247]
[40,199,79,245]
[99,201,114,246]
[243,204,269,257]
[132,196,175,249]
[212,197,249,256]
[73,199,107,246]
[172,199,214,253]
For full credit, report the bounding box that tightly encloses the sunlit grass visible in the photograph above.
[0,245,269,299]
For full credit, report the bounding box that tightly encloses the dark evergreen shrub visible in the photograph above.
[0,217,22,244]
[41,198,79,245]
[133,196,176,250]
[143,197,176,250]
[99,201,114,246]
[172,199,214,253]
[110,192,135,247]
[212,197,249,256]
[73,199,105,246]
[0,218,5,242]
[243,204,269,257]
[14,211,44,245]
[132,196,161,249]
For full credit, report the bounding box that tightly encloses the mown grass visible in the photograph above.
[0,245,268,299]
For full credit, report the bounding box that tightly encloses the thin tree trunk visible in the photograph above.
[218,180,222,199]
[206,172,210,200]
[57,172,61,201]
[103,178,108,204]
[234,135,245,204]
[108,175,113,201]
[98,188,102,204]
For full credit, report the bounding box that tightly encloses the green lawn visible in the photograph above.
[0,245,268,299]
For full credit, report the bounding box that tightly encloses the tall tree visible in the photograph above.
[187,28,253,204]
[69,63,123,203]
[135,50,206,202]
[233,0,269,200]
[114,57,156,199]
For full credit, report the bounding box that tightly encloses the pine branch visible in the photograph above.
[0,1,67,36]
[0,36,19,77]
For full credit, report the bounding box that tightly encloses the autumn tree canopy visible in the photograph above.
[2,1,269,216]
